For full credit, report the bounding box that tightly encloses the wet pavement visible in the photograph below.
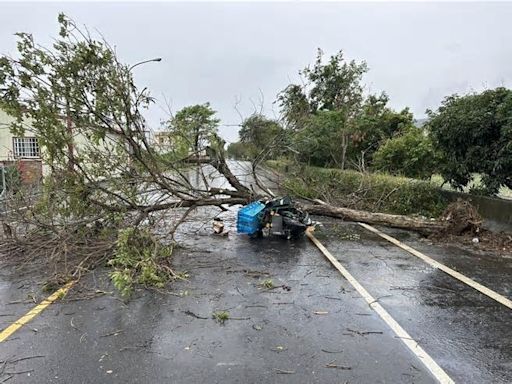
[1,210,511,383]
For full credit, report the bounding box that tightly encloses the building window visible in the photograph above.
[13,137,40,158]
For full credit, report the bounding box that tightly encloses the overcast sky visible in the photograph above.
[1,1,512,143]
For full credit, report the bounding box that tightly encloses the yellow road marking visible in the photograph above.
[358,222,512,310]
[0,281,74,343]
[306,230,455,384]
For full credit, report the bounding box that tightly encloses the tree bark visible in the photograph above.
[302,203,447,234]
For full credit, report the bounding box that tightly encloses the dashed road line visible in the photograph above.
[0,281,74,343]
[358,222,512,310]
[306,229,455,384]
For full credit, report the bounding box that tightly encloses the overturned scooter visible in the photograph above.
[237,196,314,239]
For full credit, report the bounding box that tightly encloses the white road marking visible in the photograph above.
[358,222,512,310]
[306,230,455,384]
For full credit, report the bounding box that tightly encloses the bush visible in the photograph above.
[282,166,447,217]
[372,127,438,179]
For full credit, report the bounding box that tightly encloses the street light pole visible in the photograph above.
[128,57,162,71]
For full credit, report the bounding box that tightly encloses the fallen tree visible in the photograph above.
[302,202,446,234]
[0,15,259,295]
[301,198,482,236]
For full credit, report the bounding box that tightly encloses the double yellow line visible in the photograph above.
[0,281,74,343]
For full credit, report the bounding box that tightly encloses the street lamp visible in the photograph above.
[128,57,162,71]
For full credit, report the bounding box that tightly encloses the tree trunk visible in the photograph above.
[340,134,347,170]
[302,203,447,234]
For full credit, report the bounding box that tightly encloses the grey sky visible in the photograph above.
[1,1,511,143]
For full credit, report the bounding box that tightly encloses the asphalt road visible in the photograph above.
[1,211,511,383]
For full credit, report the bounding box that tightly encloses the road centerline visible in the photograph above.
[306,229,455,384]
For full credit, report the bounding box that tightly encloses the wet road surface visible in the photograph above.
[1,211,511,383]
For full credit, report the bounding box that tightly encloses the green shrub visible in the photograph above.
[283,166,447,217]
[372,127,439,179]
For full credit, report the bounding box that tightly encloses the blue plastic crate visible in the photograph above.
[237,201,265,234]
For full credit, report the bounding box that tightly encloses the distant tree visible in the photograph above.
[226,141,253,160]
[427,87,512,195]
[277,49,414,169]
[293,110,345,166]
[372,126,439,179]
[352,94,414,169]
[278,49,368,169]
[239,114,284,157]
[227,114,284,160]
[167,103,220,156]
[276,84,311,131]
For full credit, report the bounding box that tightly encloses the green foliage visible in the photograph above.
[4,166,21,192]
[281,166,447,217]
[373,126,439,179]
[428,87,512,195]
[240,114,284,158]
[108,228,174,297]
[260,279,274,289]
[277,49,415,169]
[0,13,159,222]
[353,94,414,160]
[212,311,230,324]
[293,110,345,166]
[227,114,284,160]
[167,103,220,156]
[300,49,368,113]
[226,141,254,160]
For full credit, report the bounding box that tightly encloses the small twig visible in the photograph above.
[274,369,295,374]
[69,317,81,332]
[183,310,208,320]
[2,369,34,375]
[100,329,124,338]
[346,328,383,336]
[321,349,343,354]
[325,360,352,370]
[0,355,44,365]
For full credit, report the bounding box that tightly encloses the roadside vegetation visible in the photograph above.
[228,49,511,249]
[270,163,448,217]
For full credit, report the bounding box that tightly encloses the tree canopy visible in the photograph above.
[277,49,415,170]
[428,87,512,195]
[167,103,220,157]
[373,126,439,179]
[227,114,284,160]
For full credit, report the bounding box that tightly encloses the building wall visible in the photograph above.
[0,109,46,184]
[0,109,17,161]
[1,108,142,184]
